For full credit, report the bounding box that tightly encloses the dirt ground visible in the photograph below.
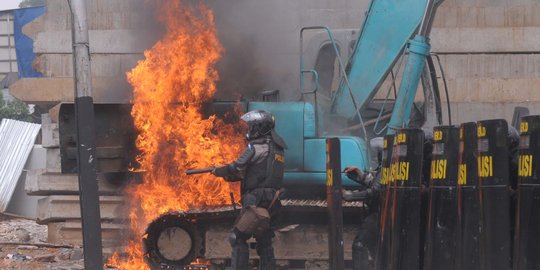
[0,213,89,270]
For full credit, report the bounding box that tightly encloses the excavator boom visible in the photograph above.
[331,0,429,119]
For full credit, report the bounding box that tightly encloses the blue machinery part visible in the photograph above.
[298,0,444,150]
[285,0,444,186]
[387,35,431,133]
[387,0,442,134]
[331,0,429,119]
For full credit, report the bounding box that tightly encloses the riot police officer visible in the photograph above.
[343,166,381,270]
[213,110,287,270]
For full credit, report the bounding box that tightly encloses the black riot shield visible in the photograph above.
[387,129,425,270]
[477,119,512,270]
[375,134,394,270]
[513,115,540,270]
[455,122,480,270]
[423,126,460,270]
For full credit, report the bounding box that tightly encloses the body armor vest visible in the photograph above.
[243,138,285,192]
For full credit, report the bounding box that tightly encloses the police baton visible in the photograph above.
[186,167,216,175]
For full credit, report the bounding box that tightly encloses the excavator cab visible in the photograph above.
[301,28,443,140]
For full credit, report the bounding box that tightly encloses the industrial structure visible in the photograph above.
[0,11,18,98]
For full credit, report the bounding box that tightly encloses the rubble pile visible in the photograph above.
[0,214,86,270]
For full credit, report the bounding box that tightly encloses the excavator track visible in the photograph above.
[143,200,365,269]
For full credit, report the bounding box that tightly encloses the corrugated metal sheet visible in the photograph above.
[0,118,41,212]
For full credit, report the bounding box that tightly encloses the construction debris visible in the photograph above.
[0,213,89,269]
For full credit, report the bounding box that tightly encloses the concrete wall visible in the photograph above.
[431,0,540,124]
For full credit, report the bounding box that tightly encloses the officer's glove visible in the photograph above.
[344,166,365,182]
[343,189,368,201]
[212,164,232,177]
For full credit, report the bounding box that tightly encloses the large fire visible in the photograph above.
[108,0,244,268]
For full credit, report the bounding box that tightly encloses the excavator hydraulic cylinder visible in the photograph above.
[387,36,430,133]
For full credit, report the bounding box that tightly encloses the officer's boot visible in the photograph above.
[352,240,371,270]
[230,231,249,270]
[256,235,276,270]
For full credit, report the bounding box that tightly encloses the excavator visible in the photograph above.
[136,0,448,268]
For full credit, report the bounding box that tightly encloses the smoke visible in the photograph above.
[204,0,368,101]
[104,0,372,104]
[203,0,286,101]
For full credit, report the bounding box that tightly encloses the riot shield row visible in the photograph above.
[374,116,540,270]
[375,129,426,270]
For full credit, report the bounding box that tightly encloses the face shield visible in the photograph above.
[241,110,269,123]
[241,110,274,140]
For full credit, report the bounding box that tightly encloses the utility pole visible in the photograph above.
[68,0,104,269]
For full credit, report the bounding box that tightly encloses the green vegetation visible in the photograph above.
[19,0,46,8]
[0,91,33,122]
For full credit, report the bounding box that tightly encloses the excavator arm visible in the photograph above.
[330,0,444,135]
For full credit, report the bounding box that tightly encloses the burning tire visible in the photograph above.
[143,213,202,269]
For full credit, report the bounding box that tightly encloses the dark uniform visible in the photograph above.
[343,167,381,270]
[213,110,287,270]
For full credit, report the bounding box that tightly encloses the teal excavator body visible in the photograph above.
[241,0,442,190]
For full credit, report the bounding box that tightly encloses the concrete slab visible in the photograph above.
[434,5,540,28]
[45,148,61,173]
[439,78,540,102]
[41,123,59,148]
[435,54,540,79]
[441,0,538,8]
[441,101,540,125]
[431,27,540,53]
[34,54,142,78]
[9,77,132,105]
[39,0,156,31]
[25,169,124,196]
[36,195,127,224]
[47,221,128,247]
[59,147,127,174]
[34,30,160,54]
[47,105,62,124]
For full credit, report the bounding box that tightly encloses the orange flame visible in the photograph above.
[109,0,244,268]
